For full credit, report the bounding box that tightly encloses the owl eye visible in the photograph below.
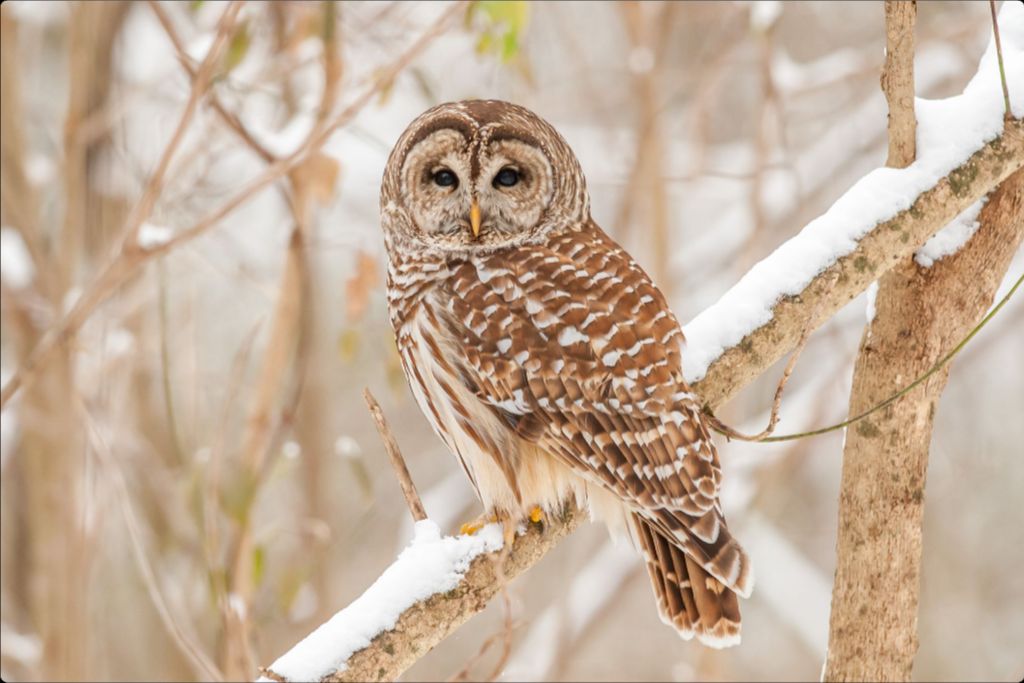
[432,168,458,188]
[493,167,520,188]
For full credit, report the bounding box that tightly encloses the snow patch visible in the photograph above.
[137,222,174,249]
[865,281,879,325]
[282,440,302,460]
[0,227,34,289]
[24,153,57,186]
[914,198,986,267]
[681,3,1024,384]
[333,435,362,459]
[266,520,503,681]
[750,0,782,31]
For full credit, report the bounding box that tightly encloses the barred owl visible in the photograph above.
[380,100,752,647]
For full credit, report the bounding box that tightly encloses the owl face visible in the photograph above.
[381,100,589,254]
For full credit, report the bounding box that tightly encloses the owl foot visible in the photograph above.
[459,512,497,536]
[529,506,544,524]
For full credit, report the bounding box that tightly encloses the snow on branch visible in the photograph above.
[261,507,586,683]
[261,7,1024,681]
[684,1,1024,402]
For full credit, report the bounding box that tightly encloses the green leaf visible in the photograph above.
[476,33,493,55]
[252,545,266,588]
[337,328,361,364]
[224,22,251,73]
[501,32,518,62]
[469,0,530,62]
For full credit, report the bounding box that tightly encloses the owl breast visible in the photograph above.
[389,256,585,517]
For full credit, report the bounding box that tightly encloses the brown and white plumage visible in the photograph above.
[380,100,752,647]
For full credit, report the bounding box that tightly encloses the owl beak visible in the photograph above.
[469,199,482,238]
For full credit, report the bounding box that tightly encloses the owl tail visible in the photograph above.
[632,513,742,648]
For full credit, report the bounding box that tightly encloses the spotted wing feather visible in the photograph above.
[438,222,752,599]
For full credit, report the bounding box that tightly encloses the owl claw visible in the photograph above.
[529,506,544,524]
[460,521,484,536]
[460,512,498,536]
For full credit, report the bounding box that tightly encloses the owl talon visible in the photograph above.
[460,512,498,536]
[460,521,484,536]
[529,506,544,524]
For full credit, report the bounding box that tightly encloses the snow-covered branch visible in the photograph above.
[262,7,1024,681]
[261,121,1023,683]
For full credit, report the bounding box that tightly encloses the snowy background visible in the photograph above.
[1,1,1021,681]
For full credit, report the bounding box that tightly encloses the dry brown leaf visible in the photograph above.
[290,152,340,205]
[345,250,378,322]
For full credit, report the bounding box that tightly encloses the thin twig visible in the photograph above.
[147,0,278,164]
[703,272,834,442]
[707,266,1022,445]
[703,313,812,442]
[756,272,1022,443]
[363,388,427,522]
[122,0,244,246]
[156,259,186,467]
[990,0,1012,119]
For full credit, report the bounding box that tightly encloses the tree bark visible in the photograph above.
[825,5,1023,679]
[882,0,917,168]
[824,169,1023,682]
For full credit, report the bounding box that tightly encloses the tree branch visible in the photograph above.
[687,117,1022,409]
[364,388,428,523]
[261,115,1024,681]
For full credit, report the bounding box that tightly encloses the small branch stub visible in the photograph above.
[990,0,1013,118]
[882,0,917,168]
[364,387,428,523]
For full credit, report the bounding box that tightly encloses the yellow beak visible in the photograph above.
[470,200,482,238]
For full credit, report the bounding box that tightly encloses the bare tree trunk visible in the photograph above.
[825,4,1024,680]
[2,5,123,679]
[619,1,671,294]
[825,170,1023,682]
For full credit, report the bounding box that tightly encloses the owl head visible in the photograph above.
[380,100,590,254]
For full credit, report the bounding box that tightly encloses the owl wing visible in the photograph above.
[439,224,751,597]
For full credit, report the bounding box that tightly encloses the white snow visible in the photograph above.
[749,0,782,32]
[333,435,362,459]
[137,222,174,250]
[914,197,987,267]
[24,153,57,186]
[282,440,302,460]
[0,227,34,289]
[266,520,503,682]
[1,0,67,26]
[865,281,879,325]
[0,624,42,665]
[681,3,1024,385]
